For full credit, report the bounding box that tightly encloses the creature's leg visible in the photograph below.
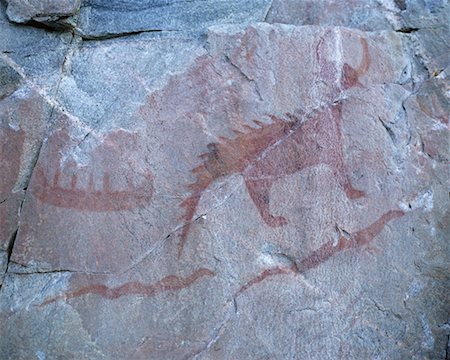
[332,154,365,199]
[244,177,288,227]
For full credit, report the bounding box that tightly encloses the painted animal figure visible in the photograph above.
[178,37,370,257]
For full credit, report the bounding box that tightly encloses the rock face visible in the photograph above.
[6,0,81,28]
[76,0,272,39]
[0,1,448,359]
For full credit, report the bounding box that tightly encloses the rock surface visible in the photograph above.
[0,0,448,359]
[6,0,80,28]
[76,0,272,39]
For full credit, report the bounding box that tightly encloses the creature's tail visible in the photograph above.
[178,163,214,258]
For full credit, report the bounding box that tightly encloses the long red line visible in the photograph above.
[41,268,215,306]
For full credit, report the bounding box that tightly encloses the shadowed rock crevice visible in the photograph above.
[396,27,419,33]
[78,29,178,41]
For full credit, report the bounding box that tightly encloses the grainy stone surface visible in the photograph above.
[0,0,448,359]
[6,0,80,28]
[266,0,450,76]
[0,1,73,89]
[77,0,272,39]
[0,57,21,99]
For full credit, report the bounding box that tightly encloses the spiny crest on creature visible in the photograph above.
[202,113,302,172]
[177,112,301,257]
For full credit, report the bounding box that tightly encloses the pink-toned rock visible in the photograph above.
[0,123,23,284]
[0,124,24,247]
[0,86,50,283]
[12,118,155,273]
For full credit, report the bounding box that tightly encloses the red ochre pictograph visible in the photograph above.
[40,268,215,306]
[235,209,405,296]
[35,37,404,306]
[33,129,154,212]
[38,210,403,305]
[178,37,371,257]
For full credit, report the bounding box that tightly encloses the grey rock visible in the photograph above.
[412,27,450,76]
[400,0,449,30]
[0,2,73,90]
[0,272,105,359]
[0,57,22,99]
[266,0,450,33]
[266,0,398,31]
[76,0,272,38]
[0,252,7,285]
[55,34,204,130]
[5,0,81,28]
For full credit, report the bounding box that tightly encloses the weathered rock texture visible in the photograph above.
[0,0,448,359]
[6,0,80,29]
